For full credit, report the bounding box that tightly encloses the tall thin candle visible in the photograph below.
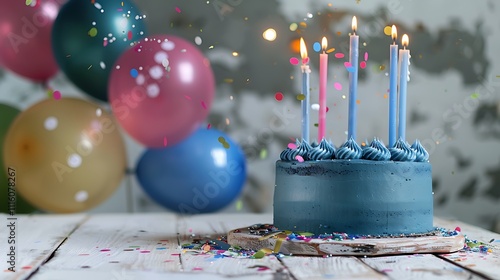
[388,25,398,147]
[398,34,410,142]
[300,38,311,143]
[318,37,328,141]
[348,16,359,140]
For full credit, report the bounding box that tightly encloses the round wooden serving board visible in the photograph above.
[227,225,465,256]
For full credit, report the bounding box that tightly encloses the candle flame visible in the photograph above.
[391,25,397,42]
[352,16,357,33]
[300,37,308,59]
[402,34,409,48]
[321,37,327,52]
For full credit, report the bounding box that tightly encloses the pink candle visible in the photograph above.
[318,37,328,141]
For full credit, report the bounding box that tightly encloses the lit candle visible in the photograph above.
[388,25,398,147]
[300,37,311,142]
[398,34,410,142]
[318,37,328,141]
[348,16,359,141]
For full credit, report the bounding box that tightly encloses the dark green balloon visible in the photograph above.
[0,103,37,214]
[51,0,147,102]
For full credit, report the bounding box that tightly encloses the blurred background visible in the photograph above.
[1,0,499,232]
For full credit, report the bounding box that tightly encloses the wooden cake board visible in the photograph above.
[227,225,465,256]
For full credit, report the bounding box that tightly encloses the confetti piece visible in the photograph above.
[252,250,266,259]
[313,42,321,52]
[236,200,243,210]
[356,99,361,104]
[455,226,461,232]
[201,101,207,109]
[88,27,98,37]
[184,95,192,100]
[25,0,32,6]
[295,155,304,162]
[326,47,335,54]
[360,61,367,69]
[379,65,386,70]
[326,106,329,113]
[260,149,267,159]
[297,94,305,101]
[127,31,132,40]
[287,143,297,149]
[130,68,138,78]
[53,90,62,100]
[471,93,479,99]
[336,31,342,36]
[334,82,342,91]
[194,36,202,45]
[22,266,32,269]
[290,57,299,65]
[344,62,352,68]
[311,104,319,111]
[207,123,211,129]
[275,92,283,101]
[175,6,181,13]
[364,52,368,61]
[163,137,167,147]
[346,67,355,73]
[334,53,345,59]
[100,249,110,252]
[302,57,309,64]
[384,26,392,36]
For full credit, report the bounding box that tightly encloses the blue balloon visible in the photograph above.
[136,128,246,214]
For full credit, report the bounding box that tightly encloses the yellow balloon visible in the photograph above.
[3,97,127,213]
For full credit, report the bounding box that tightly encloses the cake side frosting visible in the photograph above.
[274,160,434,235]
[274,138,433,236]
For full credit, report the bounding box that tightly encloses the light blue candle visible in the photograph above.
[348,16,359,141]
[389,25,398,147]
[398,34,410,142]
[300,38,310,142]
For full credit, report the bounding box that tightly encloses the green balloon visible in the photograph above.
[51,0,148,102]
[0,103,37,214]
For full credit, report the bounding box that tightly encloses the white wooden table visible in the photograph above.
[1,213,499,280]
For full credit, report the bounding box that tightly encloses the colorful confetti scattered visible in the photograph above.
[53,90,62,100]
[130,68,138,78]
[295,155,304,162]
[275,92,284,101]
[163,137,167,147]
[344,62,352,68]
[471,93,479,99]
[360,61,367,69]
[218,136,230,149]
[127,31,132,40]
[297,94,305,101]
[25,0,32,6]
[364,52,368,61]
[326,48,335,54]
[289,57,299,65]
[288,143,297,149]
[207,123,211,129]
[313,42,321,52]
[334,82,342,91]
[175,6,181,13]
[334,53,345,59]
[201,101,207,109]
[384,26,392,36]
[88,27,98,37]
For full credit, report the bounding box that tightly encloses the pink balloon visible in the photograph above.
[0,0,60,81]
[108,35,216,148]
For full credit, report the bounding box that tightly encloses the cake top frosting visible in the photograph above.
[280,137,429,162]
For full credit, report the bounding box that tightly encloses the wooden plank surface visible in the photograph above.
[3,213,499,280]
[177,213,290,278]
[280,256,387,279]
[0,214,86,280]
[361,254,485,280]
[434,217,500,280]
[32,213,182,279]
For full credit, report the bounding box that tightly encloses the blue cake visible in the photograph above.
[273,137,434,236]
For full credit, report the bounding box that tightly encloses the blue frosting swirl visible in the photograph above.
[336,137,362,159]
[389,138,416,162]
[296,140,313,161]
[279,139,300,161]
[362,138,391,161]
[307,139,336,160]
[411,139,429,162]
